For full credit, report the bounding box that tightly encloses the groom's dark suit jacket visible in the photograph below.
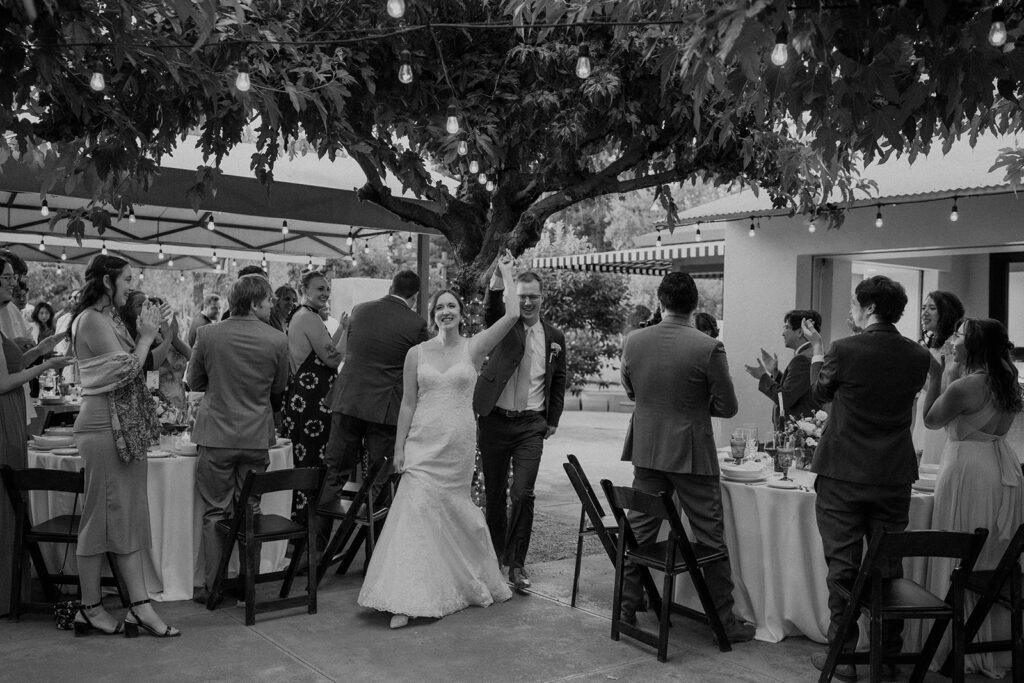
[328,295,428,426]
[472,289,567,428]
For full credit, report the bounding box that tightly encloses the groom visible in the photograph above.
[474,269,567,590]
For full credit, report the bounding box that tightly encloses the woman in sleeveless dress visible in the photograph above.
[71,255,179,637]
[358,251,519,628]
[0,256,70,616]
[280,270,348,520]
[924,317,1024,676]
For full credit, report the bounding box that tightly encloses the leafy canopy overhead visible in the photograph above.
[2,0,1022,287]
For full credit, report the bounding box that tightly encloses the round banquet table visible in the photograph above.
[27,443,293,602]
[673,467,935,650]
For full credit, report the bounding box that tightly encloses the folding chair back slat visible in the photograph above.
[566,454,607,518]
[869,529,985,563]
[244,467,322,498]
[5,467,84,495]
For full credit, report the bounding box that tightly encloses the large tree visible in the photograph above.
[2,0,1022,291]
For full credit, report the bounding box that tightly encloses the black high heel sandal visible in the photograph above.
[73,601,124,637]
[123,599,180,638]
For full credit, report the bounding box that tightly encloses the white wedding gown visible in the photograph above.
[358,343,512,618]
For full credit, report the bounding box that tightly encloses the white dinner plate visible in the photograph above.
[721,475,768,484]
[147,450,173,459]
[767,478,799,490]
[912,482,935,493]
[51,448,79,456]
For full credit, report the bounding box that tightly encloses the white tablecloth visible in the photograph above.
[674,468,934,648]
[28,444,293,602]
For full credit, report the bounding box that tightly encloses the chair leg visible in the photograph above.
[337,527,367,576]
[689,564,730,652]
[610,545,625,642]
[243,540,257,626]
[911,616,949,683]
[869,611,883,683]
[280,537,306,599]
[307,522,318,616]
[571,509,586,608]
[657,572,672,663]
[9,546,23,621]
[26,541,58,604]
[819,601,860,683]
[209,529,235,608]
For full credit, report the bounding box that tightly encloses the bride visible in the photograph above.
[358,251,519,628]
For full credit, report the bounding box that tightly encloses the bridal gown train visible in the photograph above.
[358,343,512,618]
[927,399,1024,677]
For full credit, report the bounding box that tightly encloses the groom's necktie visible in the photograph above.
[514,327,534,411]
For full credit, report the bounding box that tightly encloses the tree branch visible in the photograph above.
[348,150,447,232]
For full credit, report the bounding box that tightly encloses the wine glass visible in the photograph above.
[777,447,795,482]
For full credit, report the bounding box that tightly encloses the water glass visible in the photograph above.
[729,431,746,464]
[777,447,795,481]
[743,424,759,458]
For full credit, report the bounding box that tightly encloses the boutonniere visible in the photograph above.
[548,342,562,363]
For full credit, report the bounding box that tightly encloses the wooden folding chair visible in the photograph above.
[601,479,732,662]
[818,528,989,683]
[208,467,323,626]
[1,465,128,620]
[312,459,395,585]
[563,455,662,612]
[940,522,1024,682]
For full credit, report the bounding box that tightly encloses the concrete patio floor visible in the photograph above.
[0,410,994,682]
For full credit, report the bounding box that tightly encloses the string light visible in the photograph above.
[695,225,702,242]
[101,241,108,255]
[261,253,268,268]
[398,50,413,84]
[406,235,414,250]
[445,105,460,135]
[363,240,370,254]
[808,218,817,233]
[89,65,106,92]
[469,157,480,174]
[281,219,289,235]
[748,218,755,238]
[388,232,395,246]
[38,236,45,251]
[307,255,314,270]
[206,214,215,231]
[128,205,136,223]
[40,199,49,217]
[989,7,1008,47]
[215,261,222,271]
[656,229,662,247]
[349,252,357,265]
[950,198,959,222]
[575,44,591,79]
[60,248,67,261]
[232,259,238,268]
[875,206,884,228]
[179,270,185,283]
[167,256,175,267]
[346,229,354,247]
[386,0,405,19]
[235,61,251,92]
[457,139,468,156]
[139,270,145,280]
[212,249,218,262]
[55,265,62,276]
[771,27,789,66]
[158,243,164,260]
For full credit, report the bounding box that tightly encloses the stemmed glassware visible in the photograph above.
[776,446,795,482]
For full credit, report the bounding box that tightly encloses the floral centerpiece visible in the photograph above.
[782,410,828,469]
[152,393,188,435]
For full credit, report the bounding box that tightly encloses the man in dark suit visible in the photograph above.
[187,275,290,605]
[745,309,823,428]
[804,275,930,681]
[321,270,428,504]
[474,270,567,590]
[618,272,754,642]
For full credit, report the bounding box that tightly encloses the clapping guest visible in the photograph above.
[29,302,56,343]
[137,295,191,411]
[187,275,289,607]
[0,256,71,617]
[745,310,823,429]
[917,291,965,467]
[70,255,177,637]
[270,285,297,333]
[281,271,347,525]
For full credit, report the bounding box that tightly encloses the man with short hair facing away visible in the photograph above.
[803,275,930,682]
[618,272,755,642]
[745,309,824,429]
[187,294,221,346]
[187,275,290,606]
[321,270,428,505]
[474,269,567,590]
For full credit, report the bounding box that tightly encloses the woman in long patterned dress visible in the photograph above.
[71,255,178,637]
[358,251,519,629]
[280,270,348,520]
[0,257,70,617]
[924,317,1024,676]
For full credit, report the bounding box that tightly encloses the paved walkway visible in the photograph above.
[0,411,988,682]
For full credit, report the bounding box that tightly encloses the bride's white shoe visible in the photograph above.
[390,614,410,629]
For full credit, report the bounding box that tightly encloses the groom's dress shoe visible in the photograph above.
[811,652,857,683]
[509,567,531,589]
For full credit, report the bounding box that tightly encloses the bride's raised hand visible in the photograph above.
[496,249,514,278]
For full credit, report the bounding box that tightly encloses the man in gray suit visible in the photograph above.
[618,272,754,642]
[187,275,290,606]
[321,270,428,504]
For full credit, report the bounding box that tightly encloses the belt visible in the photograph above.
[492,407,544,419]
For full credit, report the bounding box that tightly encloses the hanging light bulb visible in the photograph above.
[40,199,49,217]
[55,265,62,276]
[808,218,817,233]
[406,235,414,250]
[158,244,165,261]
[128,206,136,223]
[388,232,395,246]
[307,256,314,270]
[875,207,884,228]
[575,44,592,79]
[445,105,460,135]
[478,172,487,184]
[950,198,959,222]
[206,214,215,231]
[695,226,702,242]
[748,219,756,238]
[457,140,468,156]
[469,157,480,174]
[346,230,354,247]
[281,219,289,235]
[386,0,405,19]
[215,262,222,272]
[771,27,789,66]
[235,61,251,92]
[60,248,67,262]
[261,254,268,268]
[363,240,370,254]
[139,270,145,280]
[38,236,46,251]
[989,8,1008,47]
[349,252,357,265]
[167,256,175,267]
[211,250,219,263]
[101,241,108,255]
[231,259,238,268]
[179,271,185,283]
[89,65,106,92]
[398,50,413,84]
[656,230,662,247]
[486,179,495,192]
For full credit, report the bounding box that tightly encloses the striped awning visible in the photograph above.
[532,240,724,277]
